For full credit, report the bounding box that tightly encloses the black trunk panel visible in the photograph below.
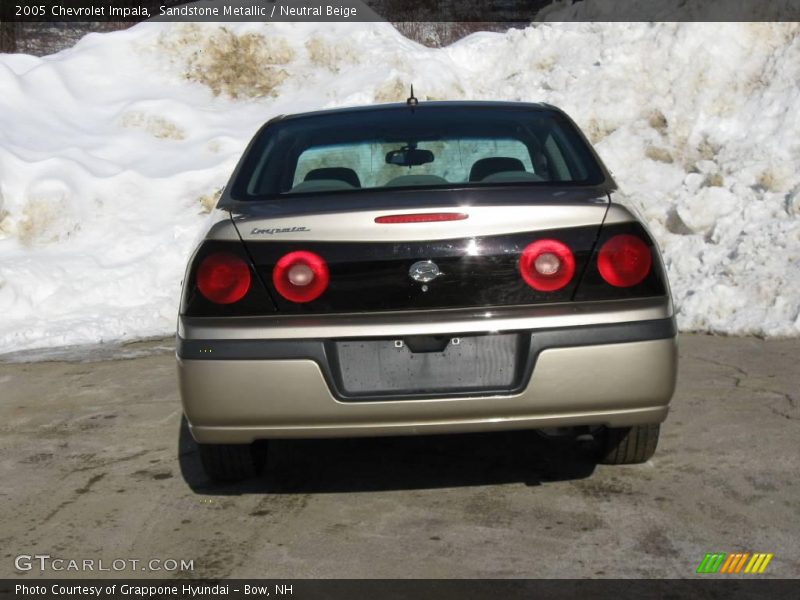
[246,226,601,313]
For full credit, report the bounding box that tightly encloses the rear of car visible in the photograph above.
[176,102,677,481]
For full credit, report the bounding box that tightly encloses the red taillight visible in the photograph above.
[375,213,468,224]
[597,234,652,287]
[196,252,251,304]
[519,239,575,292]
[272,250,329,303]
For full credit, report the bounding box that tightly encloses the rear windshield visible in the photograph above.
[231,106,605,199]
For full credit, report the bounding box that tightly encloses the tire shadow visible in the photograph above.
[178,416,598,496]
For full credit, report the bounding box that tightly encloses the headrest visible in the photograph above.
[304,167,361,188]
[469,157,526,182]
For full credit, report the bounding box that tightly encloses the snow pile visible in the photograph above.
[0,20,798,354]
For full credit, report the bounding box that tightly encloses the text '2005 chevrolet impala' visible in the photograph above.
[176,99,678,482]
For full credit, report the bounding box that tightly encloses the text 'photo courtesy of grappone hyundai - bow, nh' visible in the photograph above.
[176,99,678,482]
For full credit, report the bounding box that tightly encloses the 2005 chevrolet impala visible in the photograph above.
[176,100,678,482]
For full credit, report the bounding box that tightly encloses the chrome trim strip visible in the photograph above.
[178,297,672,340]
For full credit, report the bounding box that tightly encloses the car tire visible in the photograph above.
[598,424,660,465]
[198,442,267,482]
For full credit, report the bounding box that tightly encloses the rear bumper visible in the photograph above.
[177,300,678,443]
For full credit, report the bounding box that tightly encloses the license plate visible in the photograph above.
[333,333,520,397]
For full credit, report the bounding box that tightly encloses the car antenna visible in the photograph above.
[407,85,418,111]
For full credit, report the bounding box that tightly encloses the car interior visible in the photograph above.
[290,154,549,193]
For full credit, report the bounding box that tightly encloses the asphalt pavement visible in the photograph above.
[0,333,798,578]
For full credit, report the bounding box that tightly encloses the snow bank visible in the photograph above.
[0,20,798,354]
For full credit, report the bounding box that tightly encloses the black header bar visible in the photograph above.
[2,0,799,23]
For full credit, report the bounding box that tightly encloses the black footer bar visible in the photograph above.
[2,579,797,600]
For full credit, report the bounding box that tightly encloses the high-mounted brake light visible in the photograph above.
[375,213,468,224]
[196,252,251,304]
[597,234,652,288]
[519,239,575,292]
[273,250,329,303]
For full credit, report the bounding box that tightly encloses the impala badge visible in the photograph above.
[409,260,441,283]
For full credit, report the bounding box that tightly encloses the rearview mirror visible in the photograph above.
[385,148,434,167]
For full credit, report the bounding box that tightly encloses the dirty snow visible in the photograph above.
[0,20,798,355]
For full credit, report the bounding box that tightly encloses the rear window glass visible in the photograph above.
[232,106,604,199]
